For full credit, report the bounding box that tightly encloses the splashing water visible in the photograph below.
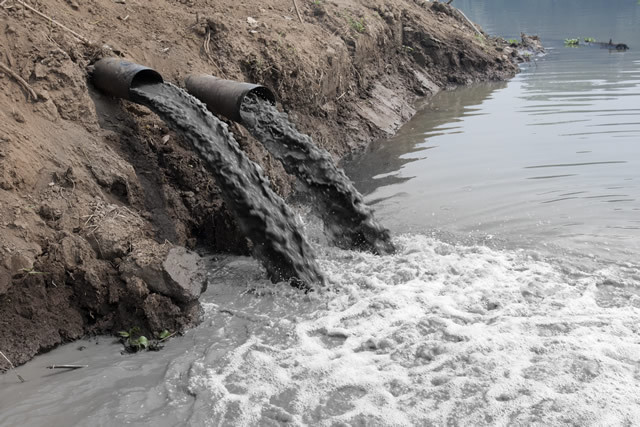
[240,95,395,255]
[131,83,323,286]
[2,235,640,425]
[176,236,640,426]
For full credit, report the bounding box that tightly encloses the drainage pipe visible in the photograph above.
[184,75,276,123]
[91,58,163,100]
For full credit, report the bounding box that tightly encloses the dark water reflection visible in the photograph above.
[345,0,640,260]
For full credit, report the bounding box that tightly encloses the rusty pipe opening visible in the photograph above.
[184,75,276,123]
[91,58,163,100]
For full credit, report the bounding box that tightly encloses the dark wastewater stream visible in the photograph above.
[240,95,394,255]
[131,82,323,287]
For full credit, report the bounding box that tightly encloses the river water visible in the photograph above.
[347,1,640,264]
[2,1,640,426]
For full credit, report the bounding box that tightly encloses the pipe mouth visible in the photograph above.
[130,68,164,89]
[184,75,277,123]
[91,57,164,100]
[246,86,276,106]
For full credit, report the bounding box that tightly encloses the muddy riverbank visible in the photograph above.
[1,0,524,366]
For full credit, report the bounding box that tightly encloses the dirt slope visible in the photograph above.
[1,0,522,366]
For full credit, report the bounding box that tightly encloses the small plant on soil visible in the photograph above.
[118,328,176,353]
[564,38,580,47]
[347,16,366,33]
[158,330,172,340]
[118,327,149,352]
[506,38,519,45]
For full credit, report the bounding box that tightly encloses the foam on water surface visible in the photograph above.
[1,235,639,426]
[180,235,640,426]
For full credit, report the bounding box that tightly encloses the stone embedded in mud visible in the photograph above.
[12,111,26,123]
[87,215,144,259]
[204,14,228,37]
[59,235,95,268]
[38,203,63,221]
[119,242,207,303]
[163,246,209,298]
[33,62,48,80]
[88,161,138,204]
[81,203,146,260]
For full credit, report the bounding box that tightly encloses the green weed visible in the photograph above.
[347,16,366,33]
[118,327,175,352]
[118,327,149,351]
[158,330,171,340]
[564,38,580,47]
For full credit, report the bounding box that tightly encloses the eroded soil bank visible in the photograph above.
[1,0,524,366]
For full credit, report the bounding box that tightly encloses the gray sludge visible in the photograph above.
[240,96,395,255]
[131,83,324,288]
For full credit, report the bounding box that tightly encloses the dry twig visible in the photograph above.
[0,350,25,383]
[14,0,92,45]
[292,0,304,23]
[0,61,38,101]
[203,29,226,78]
[158,332,177,343]
[457,9,482,36]
[47,364,88,370]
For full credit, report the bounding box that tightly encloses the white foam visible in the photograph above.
[186,234,640,425]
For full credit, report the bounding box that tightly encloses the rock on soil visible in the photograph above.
[1,0,522,366]
[120,245,207,304]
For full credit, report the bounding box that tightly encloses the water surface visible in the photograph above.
[346,0,640,262]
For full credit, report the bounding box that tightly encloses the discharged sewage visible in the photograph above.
[239,95,395,255]
[92,58,393,287]
[130,82,324,287]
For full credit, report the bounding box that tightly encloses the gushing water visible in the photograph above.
[240,95,395,255]
[131,83,323,286]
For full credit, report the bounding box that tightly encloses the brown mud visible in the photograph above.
[1,0,527,367]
